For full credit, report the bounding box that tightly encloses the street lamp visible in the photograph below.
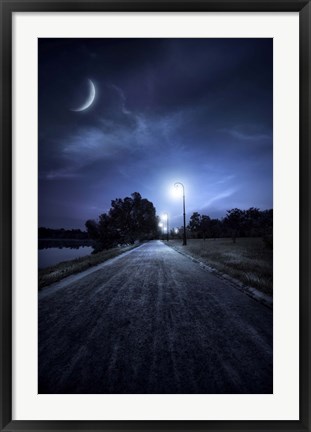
[174,182,187,246]
[163,213,169,241]
[158,222,163,240]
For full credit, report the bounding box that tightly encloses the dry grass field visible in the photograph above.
[167,238,272,296]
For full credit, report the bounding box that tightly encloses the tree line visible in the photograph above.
[39,196,273,251]
[38,227,89,240]
[183,207,272,245]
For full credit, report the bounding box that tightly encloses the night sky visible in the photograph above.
[38,38,273,230]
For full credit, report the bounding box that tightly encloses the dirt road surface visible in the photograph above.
[39,240,273,394]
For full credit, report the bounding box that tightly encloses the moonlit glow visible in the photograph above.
[171,184,182,198]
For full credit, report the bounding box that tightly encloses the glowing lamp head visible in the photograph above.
[158,222,163,228]
[173,182,184,198]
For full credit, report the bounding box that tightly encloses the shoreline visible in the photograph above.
[38,243,140,290]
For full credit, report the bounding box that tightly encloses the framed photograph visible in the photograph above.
[1,1,310,431]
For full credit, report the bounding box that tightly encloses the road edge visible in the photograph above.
[165,242,273,310]
[39,243,146,299]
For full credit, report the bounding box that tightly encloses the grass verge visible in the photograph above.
[38,244,139,290]
[166,238,272,296]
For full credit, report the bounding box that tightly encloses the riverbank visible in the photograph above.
[38,243,139,290]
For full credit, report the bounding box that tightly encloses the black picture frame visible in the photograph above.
[1,1,310,431]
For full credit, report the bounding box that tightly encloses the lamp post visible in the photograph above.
[174,182,187,246]
[163,213,169,241]
[158,222,163,240]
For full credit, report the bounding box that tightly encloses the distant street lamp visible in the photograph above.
[163,213,169,241]
[174,182,187,246]
[158,222,163,239]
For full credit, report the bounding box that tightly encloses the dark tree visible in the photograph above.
[188,212,201,238]
[243,207,261,236]
[223,208,245,243]
[97,213,120,249]
[109,192,157,244]
[85,219,99,240]
[208,219,221,239]
[200,215,211,240]
[85,192,158,251]
[188,212,211,240]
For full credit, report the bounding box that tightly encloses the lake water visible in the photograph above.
[38,246,94,269]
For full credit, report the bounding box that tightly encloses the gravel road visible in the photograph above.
[38,240,273,394]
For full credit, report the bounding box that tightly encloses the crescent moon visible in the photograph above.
[71,79,96,112]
